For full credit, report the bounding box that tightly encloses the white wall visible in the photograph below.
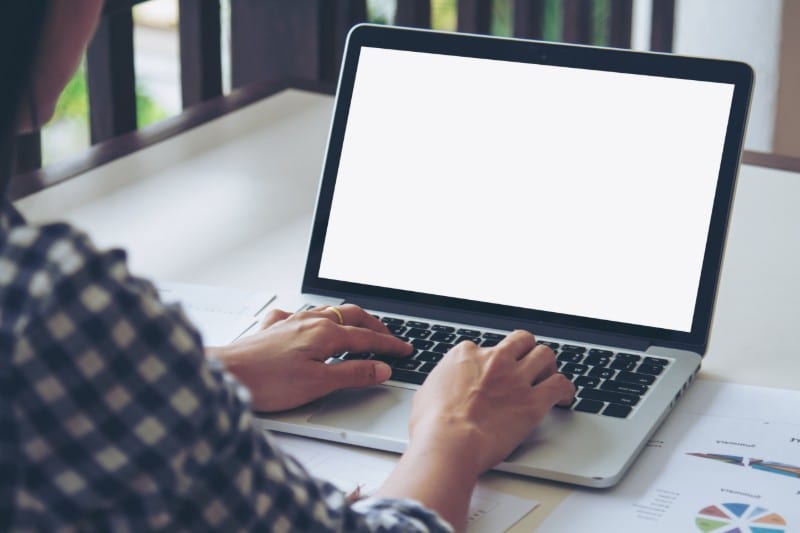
[633,0,783,152]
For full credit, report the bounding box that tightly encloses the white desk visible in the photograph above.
[17,89,800,530]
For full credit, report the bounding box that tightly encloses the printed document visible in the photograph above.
[539,380,800,532]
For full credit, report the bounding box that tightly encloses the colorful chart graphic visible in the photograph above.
[749,460,800,479]
[687,453,745,466]
[687,453,800,479]
[695,503,787,533]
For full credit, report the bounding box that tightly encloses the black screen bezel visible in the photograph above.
[302,24,753,352]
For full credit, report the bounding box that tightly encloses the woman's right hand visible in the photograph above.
[408,330,575,477]
[375,330,575,530]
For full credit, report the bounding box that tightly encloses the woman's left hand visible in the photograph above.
[206,304,412,412]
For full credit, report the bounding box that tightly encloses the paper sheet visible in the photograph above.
[156,281,274,317]
[156,281,275,346]
[538,380,800,532]
[271,433,538,532]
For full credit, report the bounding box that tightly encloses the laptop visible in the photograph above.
[256,24,753,488]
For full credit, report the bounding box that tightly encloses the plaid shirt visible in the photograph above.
[0,201,451,532]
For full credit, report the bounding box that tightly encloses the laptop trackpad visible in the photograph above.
[309,385,413,440]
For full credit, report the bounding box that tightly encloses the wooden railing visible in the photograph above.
[11,0,683,194]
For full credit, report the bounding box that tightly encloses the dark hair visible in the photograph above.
[0,1,51,198]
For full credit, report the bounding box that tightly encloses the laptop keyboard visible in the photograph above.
[333,315,671,419]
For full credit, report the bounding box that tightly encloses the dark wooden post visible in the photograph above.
[513,0,545,40]
[562,0,593,44]
[395,0,432,29]
[321,0,368,83]
[86,9,137,144]
[458,0,492,34]
[179,0,223,108]
[608,0,633,48]
[230,0,366,89]
[650,0,675,52]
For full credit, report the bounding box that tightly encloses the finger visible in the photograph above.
[529,373,577,418]
[259,309,292,329]
[333,325,413,356]
[518,344,558,385]
[492,330,537,360]
[308,304,391,334]
[325,360,393,391]
[332,304,393,334]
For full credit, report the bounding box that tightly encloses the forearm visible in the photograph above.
[374,436,481,531]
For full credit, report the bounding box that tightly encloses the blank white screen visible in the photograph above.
[319,47,734,332]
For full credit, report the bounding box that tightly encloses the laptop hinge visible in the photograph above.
[345,295,651,352]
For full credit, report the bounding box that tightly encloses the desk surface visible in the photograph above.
[17,89,800,530]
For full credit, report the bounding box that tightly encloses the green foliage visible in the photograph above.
[136,86,168,127]
[492,0,512,36]
[52,66,89,121]
[50,64,168,129]
[432,0,457,30]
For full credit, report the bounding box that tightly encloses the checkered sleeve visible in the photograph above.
[3,220,452,532]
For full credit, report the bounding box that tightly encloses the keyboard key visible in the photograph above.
[588,348,613,357]
[409,340,432,351]
[407,328,432,339]
[457,328,482,336]
[416,351,443,363]
[537,340,560,349]
[393,359,421,371]
[381,317,404,325]
[372,354,399,364]
[430,332,456,343]
[574,376,601,388]
[455,336,481,344]
[574,399,604,413]
[557,352,584,364]
[386,324,407,336]
[603,404,633,418]
[616,352,642,361]
[610,359,638,371]
[433,342,453,353]
[482,332,505,340]
[480,338,500,347]
[579,388,640,406]
[644,357,670,366]
[584,354,610,367]
[390,369,427,385]
[406,321,430,329]
[636,363,664,376]
[601,380,649,396]
[419,362,437,373]
[561,344,587,353]
[431,325,455,333]
[615,371,656,386]
[561,363,589,375]
[589,367,616,379]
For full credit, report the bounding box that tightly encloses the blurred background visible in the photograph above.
[30,0,800,172]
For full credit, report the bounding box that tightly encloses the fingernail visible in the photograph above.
[374,362,392,383]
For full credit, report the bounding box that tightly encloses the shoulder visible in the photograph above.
[1,220,204,360]
[1,222,136,322]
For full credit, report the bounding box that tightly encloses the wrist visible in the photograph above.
[204,345,227,361]
[376,424,481,531]
[408,415,487,481]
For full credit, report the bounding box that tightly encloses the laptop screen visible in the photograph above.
[305,26,753,349]
[318,46,734,333]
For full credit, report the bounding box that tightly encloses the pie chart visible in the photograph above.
[695,503,787,532]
